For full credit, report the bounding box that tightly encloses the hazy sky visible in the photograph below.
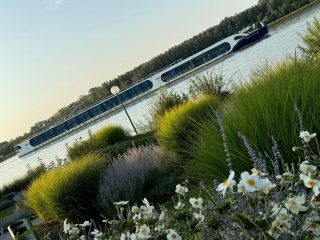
[0,0,258,142]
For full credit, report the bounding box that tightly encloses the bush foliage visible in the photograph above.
[26,153,106,222]
[156,94,221,159]
[299,17,320,58]
[93,125,127,147]
[151,90,188,122]
[67,125,127,160]
[189,70,231,99]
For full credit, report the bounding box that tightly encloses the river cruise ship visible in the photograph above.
[15,24,268,157]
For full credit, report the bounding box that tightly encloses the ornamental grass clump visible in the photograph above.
[187,58,320,182]
[26,153,106,222]
[93,125,128,148]
[189,70,232,99]
[99,144,176,217]
[156,94,221,160]
[67,125,128,160]
[151,89,189,122]
[67,138,96,160]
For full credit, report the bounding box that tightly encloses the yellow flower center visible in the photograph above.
[308,180,316,187]
[172,234,177,239]
[247,179,256,186]
[310,223,317,229]
[279,222,288,229]
[222,179,229,186]
[194,201,199,206]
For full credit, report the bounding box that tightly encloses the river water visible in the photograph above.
[1,4,320,188]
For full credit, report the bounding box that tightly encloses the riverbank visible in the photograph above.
[0,152,16,164]
[268,0,320,29]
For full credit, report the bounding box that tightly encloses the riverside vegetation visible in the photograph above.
[0,16,320,240]
[0,0,317,161]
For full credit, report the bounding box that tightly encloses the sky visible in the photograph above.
[0,0,258,142]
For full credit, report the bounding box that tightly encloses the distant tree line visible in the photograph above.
[0,0,315,159]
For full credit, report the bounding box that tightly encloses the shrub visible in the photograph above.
[93,125,127,147]
[0,165,45,198]
[151,89,188,122]
[189,70,231,99]
[67,125,128,160]
[99,131,156,159]
[187,58,320,182]
[99,145,177,217]
[26,153,106,222]
[156,94,220,159]
[299,17,320,58]
[67,138,96,160]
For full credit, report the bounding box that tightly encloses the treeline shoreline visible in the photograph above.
[0,0,316,161]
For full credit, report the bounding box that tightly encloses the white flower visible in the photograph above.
[259,178,276,194]
[120,233,126,240]
[284,195,308,214]
[130,233,137,240]
[114,200,129,206]
[189,197,203,209]
[238,171,266,192]
[268,219,291,238]
[300,131,317,142]
[91,229,103,238]
[175,184,188,195]
[131,206,139,214]
[137,224,151,239]
[216,171,236,196]
[271,204,292,222]
[68,226,79,235]
[154,224,165,232]
[303,219,320,236]
[166,229,182,240]
[159,211,165,221]
[237,182,246,193]
[251,168,267,177]
[193,212,205,222]
[63,219,71,233]
[79,235,85,240]
[299,161,317,174]
[141,198,155,216]
[174,201,185,210]
[120,232,131,240]
[300,173,320,196]
[78,220,91,228]
[142,198,151,208]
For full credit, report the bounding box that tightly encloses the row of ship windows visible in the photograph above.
[29,80,153,147]
[160,42,231,82]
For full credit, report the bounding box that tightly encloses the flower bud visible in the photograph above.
[292,147,299,152]
[131,206,139,214]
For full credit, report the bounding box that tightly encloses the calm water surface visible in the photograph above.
[1,5,320,187]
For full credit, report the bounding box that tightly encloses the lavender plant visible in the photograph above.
[99,145,177,217]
